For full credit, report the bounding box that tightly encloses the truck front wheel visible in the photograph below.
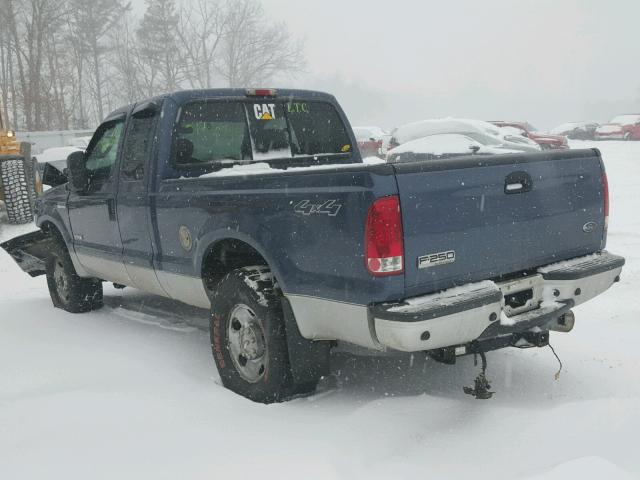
[210,266,316,403]
[45,236,103,313]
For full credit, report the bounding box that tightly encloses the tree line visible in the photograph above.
[0,0,305,131]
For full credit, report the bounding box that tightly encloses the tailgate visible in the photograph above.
[393,149,606,297]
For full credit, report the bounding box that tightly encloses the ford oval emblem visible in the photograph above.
[583,221,597,233]
[178,226,193,251]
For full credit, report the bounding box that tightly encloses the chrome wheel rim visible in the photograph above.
[227,304,267,383]
[53,259,70,302]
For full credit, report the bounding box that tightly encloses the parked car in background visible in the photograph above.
[551,122,599,140]
[388,119,540,153]
[386,133,521,163]
[34,145,84,174]
[490,121,569,150]
[66,136,93,149]
[353,126,390,158]
[594,115,640,141]
[498,126,543,148]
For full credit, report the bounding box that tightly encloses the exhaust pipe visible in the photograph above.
[550,310,575,333]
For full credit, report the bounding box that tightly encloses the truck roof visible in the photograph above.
[104,88,338,122]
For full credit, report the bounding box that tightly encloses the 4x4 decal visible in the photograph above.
[294,199,342,216]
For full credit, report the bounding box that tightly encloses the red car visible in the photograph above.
[594,114,640,141]
[490,121,569,150]
[353,126,388,158]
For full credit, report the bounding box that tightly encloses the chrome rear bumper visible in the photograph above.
[372,251,624,352]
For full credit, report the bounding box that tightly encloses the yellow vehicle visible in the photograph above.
[0,105,41,224]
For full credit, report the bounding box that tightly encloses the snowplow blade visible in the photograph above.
[0,230,54,277]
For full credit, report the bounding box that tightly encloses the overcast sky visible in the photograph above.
[258,0,640,130]
[139,0,639,130]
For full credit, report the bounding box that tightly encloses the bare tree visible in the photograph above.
[111,15,148,103]
[177,0,226,89]
[137,0,184,94]
[2,0,67,130]
[0,0,306,130]
[67,0,130,121]
[0,11,12,124]
[216,0,305,87]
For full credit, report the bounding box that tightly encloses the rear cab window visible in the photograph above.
[167,97,354,177]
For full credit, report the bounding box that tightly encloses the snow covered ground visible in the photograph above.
[0,140,639,480]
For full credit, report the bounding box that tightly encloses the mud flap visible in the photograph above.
[0,230,54,277]
[280,296,331,384]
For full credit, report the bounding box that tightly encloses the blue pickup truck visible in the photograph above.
[1,88,625,403]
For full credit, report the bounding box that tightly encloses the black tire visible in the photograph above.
[0,157,34,224]
[210,266,316,403]
[45,235,103,313]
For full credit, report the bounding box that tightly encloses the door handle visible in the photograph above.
[504,171,533,194]
[107,198,116,221]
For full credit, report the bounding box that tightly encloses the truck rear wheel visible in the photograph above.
[45,236,103,313]
[210,266,317,403]
[0,157,34,224]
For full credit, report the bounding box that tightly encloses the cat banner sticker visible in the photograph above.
[254,103,276,120]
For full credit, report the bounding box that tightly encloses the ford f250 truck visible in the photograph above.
[1,89,625,403]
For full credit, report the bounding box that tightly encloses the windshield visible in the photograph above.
[465,131,501,146]
[172,99,352,169]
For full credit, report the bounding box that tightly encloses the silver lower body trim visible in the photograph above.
[285,294,381,350]
[156,270,211,309]
[288,254,623,354]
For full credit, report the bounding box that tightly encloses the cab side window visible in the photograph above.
[84,119,125,190]
[121,109,158,181]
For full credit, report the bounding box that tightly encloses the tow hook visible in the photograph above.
[549,310,575,333]
[463,351,494,400]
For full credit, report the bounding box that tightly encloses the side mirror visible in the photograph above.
[66,151,87,193]
[42,162,68,187]
[469,145,481,154]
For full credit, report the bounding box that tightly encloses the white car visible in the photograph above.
[386,133,521,163]
[34,145,84,173]
[66,136,93,149]
[389,118,540,153]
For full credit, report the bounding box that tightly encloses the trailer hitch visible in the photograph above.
[463,350,494,400]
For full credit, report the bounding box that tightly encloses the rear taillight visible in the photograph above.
[601,170,609,249]
[365,196,404,276]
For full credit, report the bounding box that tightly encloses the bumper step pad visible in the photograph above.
[538,251,625,280]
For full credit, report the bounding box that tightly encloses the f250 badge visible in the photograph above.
[294,199,342,216]
[418,250,456,269]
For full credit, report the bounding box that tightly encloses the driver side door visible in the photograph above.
[68,115,132,285]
